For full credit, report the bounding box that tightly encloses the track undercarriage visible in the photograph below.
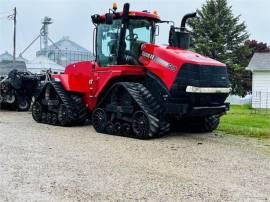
[92,82,170,139]
[32,80,221,139]
[32,82,89,126]
[32,81,170,139]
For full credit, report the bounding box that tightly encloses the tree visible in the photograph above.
[188,0,251,96]
[245,39,270,58]
[237,40,270,70]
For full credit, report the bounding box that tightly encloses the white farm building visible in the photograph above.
[36,36,94,67]
[247,52,270,108]
[26,55,65,74]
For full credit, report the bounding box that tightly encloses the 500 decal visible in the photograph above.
[141,51,176,72]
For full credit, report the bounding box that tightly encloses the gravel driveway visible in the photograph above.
[0,111,269,201]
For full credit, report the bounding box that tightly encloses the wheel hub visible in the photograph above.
[132,111,150,138]
[32,101,42,122]
[92,108,107,133]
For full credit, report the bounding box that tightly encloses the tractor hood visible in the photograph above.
[139,43,226,89]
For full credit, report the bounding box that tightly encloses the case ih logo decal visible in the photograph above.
[142,51,176,72]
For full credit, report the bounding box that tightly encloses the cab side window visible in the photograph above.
[96,20,121,67]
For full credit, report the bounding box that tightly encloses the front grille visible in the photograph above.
[170,64,230,106]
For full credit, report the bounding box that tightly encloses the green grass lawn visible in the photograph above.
[218,105,270,139]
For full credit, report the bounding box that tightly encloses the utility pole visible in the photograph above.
[13,7,17,67]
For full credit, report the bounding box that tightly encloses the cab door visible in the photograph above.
[96,19,121,67]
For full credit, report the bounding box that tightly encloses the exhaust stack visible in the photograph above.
[169,12,197,49]
[180,12,197,31]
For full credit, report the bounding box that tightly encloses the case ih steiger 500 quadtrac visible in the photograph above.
[32,3,231,139]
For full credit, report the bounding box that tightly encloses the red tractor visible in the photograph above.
[32,3,231,139]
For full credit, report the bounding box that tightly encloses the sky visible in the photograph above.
[0,0,270,59]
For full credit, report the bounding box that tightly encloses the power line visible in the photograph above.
[0,10,12,15]
[0,16,9,20]
[0,12,15,21]
[0,10,13,18]
[0,9,14,20]
[0,14,13,20]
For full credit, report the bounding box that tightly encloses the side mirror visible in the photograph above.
[91,14,100,24]
[155,25,160,36]
[93,27,96,58]
[105,13,113,25]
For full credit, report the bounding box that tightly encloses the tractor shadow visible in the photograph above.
[161,129,220,142]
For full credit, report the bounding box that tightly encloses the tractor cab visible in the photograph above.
[91,3,160,67]
[91,3,198,68]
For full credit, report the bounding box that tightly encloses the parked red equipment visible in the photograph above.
[32,3,231,139]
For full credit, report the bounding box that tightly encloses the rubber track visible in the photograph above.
[50,81,79,120]
[122,82,170,137]
[36,81,87,126]
[100,82,170,139]
[70,94,89,124]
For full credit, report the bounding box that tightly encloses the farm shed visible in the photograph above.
[0,51,13,61]
[246,52,270,108]
[36,36,94,67]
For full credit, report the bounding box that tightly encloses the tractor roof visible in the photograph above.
[98,11,161,23]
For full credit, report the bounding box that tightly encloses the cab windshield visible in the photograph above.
[127,19,155,43]
[96,19,155,66]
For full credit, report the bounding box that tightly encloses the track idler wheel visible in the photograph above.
[51,113,58,125]
[32,101,43,123]
[132,111,151,139]
[114,122,122,135]
[106,121,115,134]
[121,123,132,137]
[42,112,47,123]
[92,108,107,133]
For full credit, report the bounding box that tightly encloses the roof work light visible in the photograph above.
[113,2,118,11]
